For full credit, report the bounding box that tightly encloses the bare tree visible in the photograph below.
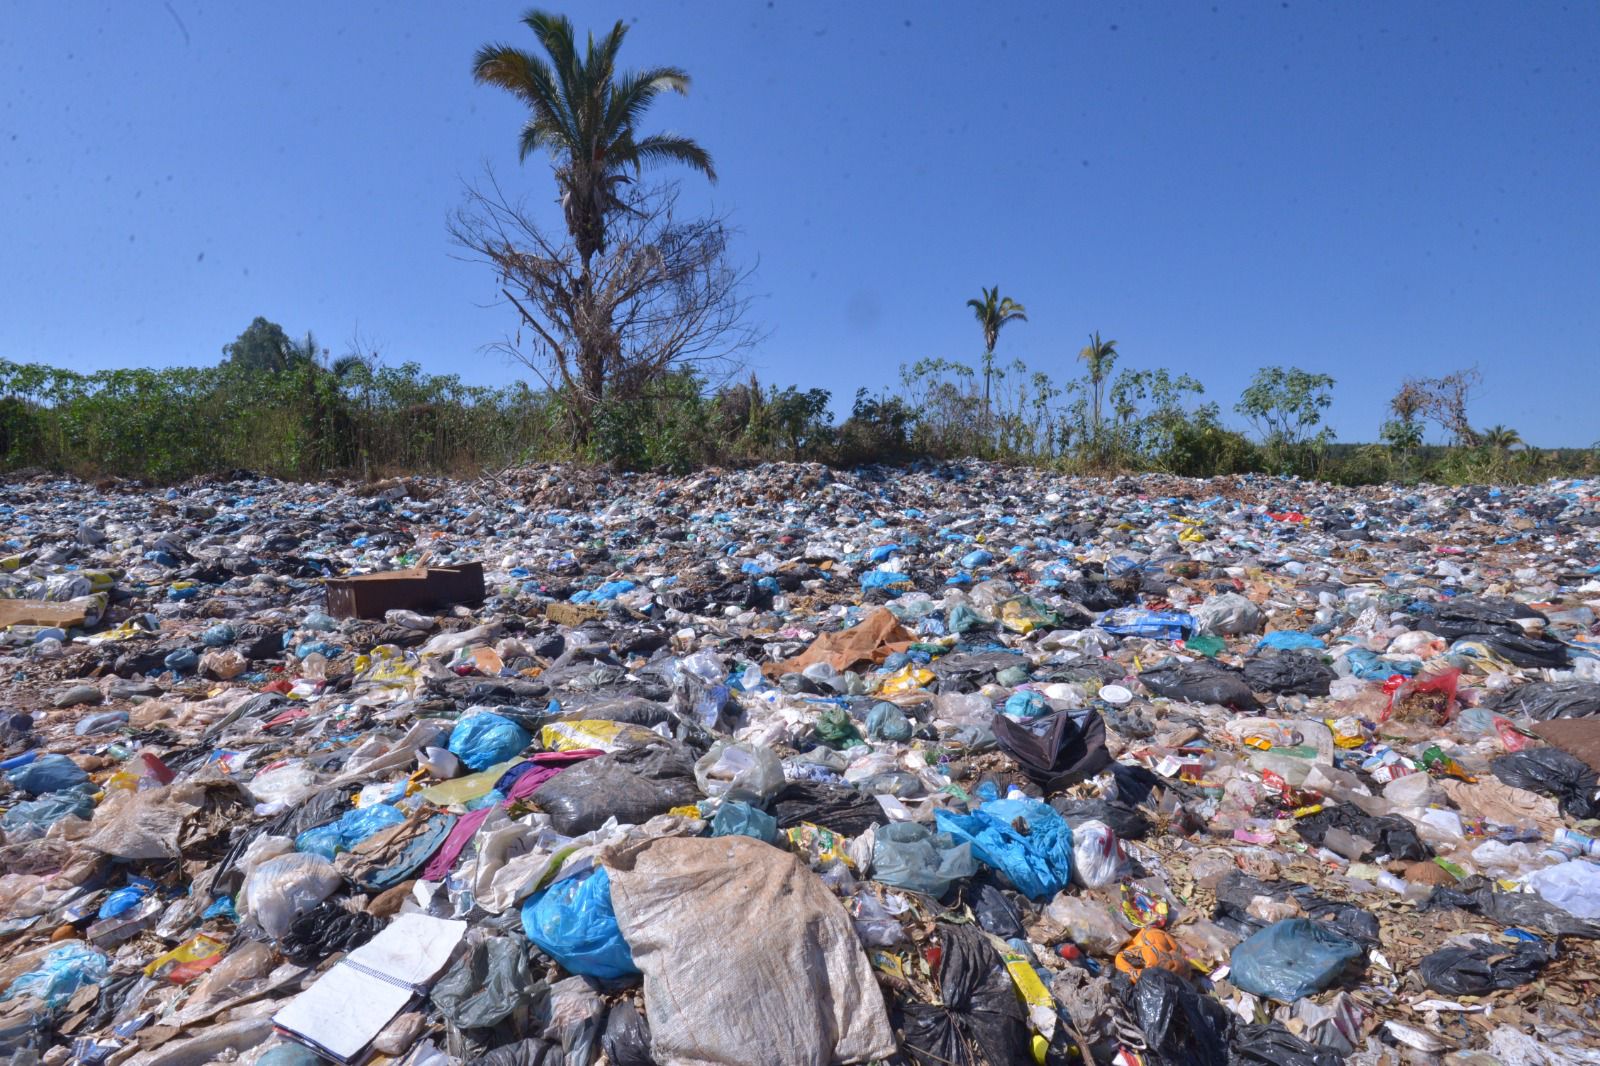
[451,173,757,440]
[1393,366,1483,446]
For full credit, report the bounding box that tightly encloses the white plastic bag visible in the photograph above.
[1071,819,1126,889]
[1525,860,1600,919]
[692,741,784,805]
[241,853,342,939]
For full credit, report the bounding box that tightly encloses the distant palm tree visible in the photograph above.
[1481,424,1523,451]
[1078,331,1119,447]
[965,286,1027,414]
[473,11,715,267]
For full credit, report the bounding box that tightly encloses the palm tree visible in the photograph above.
[1078,331,1119,449]
[1481,424,1523,451]
[473,11,716,267]
[965,286,1027,414]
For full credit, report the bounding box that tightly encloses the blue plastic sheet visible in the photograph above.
[521,867,639,980]
[1229,919,1363,1002]
[934,798,1074,900]
[860,570,913,593]
[448,711,532,771]
[1,787,95,833]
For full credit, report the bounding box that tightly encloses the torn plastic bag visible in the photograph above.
[604,835,897,1066]
[1228,919,1363,1002]
[1423,878,1600,938]
[294,803,407,860]
[432,935,533,1029]
[870,821,978,898]
[280,901,382,966]
[531,741,701,836]
[2,787,95,836]
[449,710,532,771]
[770,779,885,837]
[935,797,1074,900]
[692,740,784,805]
[1475,631,1571,669]
[0,942,109,1008]
[900,923,1032,1066]
[1294,805,1431,862]
[336,810,457,891]
[1229,1022,1343,1066]
[990,707,1111,791]
[521,866,638,980]
[1490,748,1600,819]
[601,1001,654,1066]
[1114,967,1232,1066]
[1418,938,1549,995]
[1138,661,1261,712]
[1383,668,1461,725]
[1051,797,1151,840]
[1241,651,1335,696]
[1487,680,1600,720]
[1526,860,1600,919]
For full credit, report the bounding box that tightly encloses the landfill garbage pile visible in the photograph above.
[2,461,1600,1065]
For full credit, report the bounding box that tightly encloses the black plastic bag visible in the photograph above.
[1115,968,1231,1066]
[990,707,1111,791]
[1228,1021,1343,1066]
[1138,662,1261,712]
[900,924,1031,1066]
[432,935,534,1030]
[480,1038,559,1066]
[1423,878,1600,939]
[1479,632,1571,669]
[1241,652,1335,697]
[281,901,383,965]
[1051,797,1151,840]
[1295,805,1432,862]
[770,779,885,836]
[1486,681,1600,721]
[531,741,701,836]
[601,1001,656,1066]
[1213,872,1379,945]
[968,878,1027,940]
[1490,748,1600,819]
[1418,939,1549,995]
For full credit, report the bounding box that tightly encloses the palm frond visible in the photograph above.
[629,133,716,180]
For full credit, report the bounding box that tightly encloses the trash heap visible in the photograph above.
[2,463,1600,1065]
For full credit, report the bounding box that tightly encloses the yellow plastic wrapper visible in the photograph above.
[539,720,661,753]
[419,758,524,806]
[999,943,1057,1040]
[878,664,934,696]
[144,933,228,984]
[353,645,418,686]
[784,822,854,868]
[1325,716,1366,749]
[1000,600,1041,635]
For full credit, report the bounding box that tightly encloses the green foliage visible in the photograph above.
[1235,365,1337,475]
[222,317,299,374]
[837,389,914,466]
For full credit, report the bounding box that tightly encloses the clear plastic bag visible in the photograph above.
[693,741,784,805]
[870,821,978,897]
[241,852,342,939]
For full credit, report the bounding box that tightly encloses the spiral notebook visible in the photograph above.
[272,912,466,1064]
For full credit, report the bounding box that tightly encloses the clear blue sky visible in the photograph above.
[4,1,1598,445]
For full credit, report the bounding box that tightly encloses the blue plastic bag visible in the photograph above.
[960,550,994,569]
[866,702,914,741]
[1255,631,1326,652]
[1229,919,1363,1002]
[521,867,638,980]
[0,943,109,1007]
[295,804,408,860]
[5,753,88,796]
[710,800,778,843]
[860,570,913,593]
[449,711,532,771]
[871,821,978,897]
[1097,608,1195,640]
[98,878,156,919]
[1003,691,1048,719]
[934,798,1074,900]
[1,788,95,833]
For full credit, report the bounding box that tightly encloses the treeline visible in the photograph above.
[1,352,1594,485]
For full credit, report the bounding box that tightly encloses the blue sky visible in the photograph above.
[3,1,1598,444]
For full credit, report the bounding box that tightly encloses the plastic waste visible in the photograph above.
[1228,919,1363,1002]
